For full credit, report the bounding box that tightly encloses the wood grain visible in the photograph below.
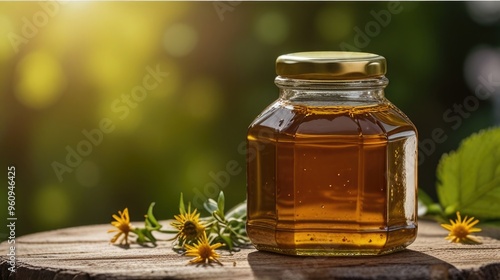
[1,220,499,279]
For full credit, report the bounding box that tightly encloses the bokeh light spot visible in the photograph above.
[33,185,72,228]
[466,2,500,25]
[76,160,100,188]
[315,6,353,42]
[163,23,198,57]
[183,77,223,121]
[463,46,500,95]
[254,11,289,45]
[15,50,65,109]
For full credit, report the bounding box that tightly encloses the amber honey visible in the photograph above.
[247,101,417,256]
[246,51,418,256]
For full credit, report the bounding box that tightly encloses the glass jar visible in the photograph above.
[246,51,418,256]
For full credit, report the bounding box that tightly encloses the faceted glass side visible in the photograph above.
[247,101,418,256]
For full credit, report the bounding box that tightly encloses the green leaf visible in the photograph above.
[418,189,443,217]
[145,202,161,230]
[437,127,500,219]
[133,228,157,245]
[226,200,247,219]
[143,228,157,244]
[219,233,234,251]
[179,193,186,214]
[418,189,434,207]
[217,191,225,216]
[133,228,146,244]
[204,198,218,214]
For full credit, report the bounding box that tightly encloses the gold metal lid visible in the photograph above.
[276,51,386,80]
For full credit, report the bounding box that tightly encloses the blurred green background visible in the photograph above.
[1,2,499,238]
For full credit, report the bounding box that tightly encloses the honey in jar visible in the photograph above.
[246,52,418,256]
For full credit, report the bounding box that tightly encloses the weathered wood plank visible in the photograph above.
[1,220,499,279]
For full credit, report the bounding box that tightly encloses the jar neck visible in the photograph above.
[275,76,388,104]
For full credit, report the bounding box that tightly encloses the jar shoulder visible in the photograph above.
[248,100,416,139]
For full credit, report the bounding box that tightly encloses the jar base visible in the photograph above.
[254,244,409,257]
[249,225,417,257]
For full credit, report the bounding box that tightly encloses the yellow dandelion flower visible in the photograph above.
[441,211,482,244]
[171,205,205,243]
[185,231,223,265]
[108,208,134,245]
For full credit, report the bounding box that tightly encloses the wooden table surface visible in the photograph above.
[1,220,499,280]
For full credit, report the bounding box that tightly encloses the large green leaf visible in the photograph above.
[437,127,500,219]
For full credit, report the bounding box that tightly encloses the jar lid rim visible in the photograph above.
[276,51,386,80]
